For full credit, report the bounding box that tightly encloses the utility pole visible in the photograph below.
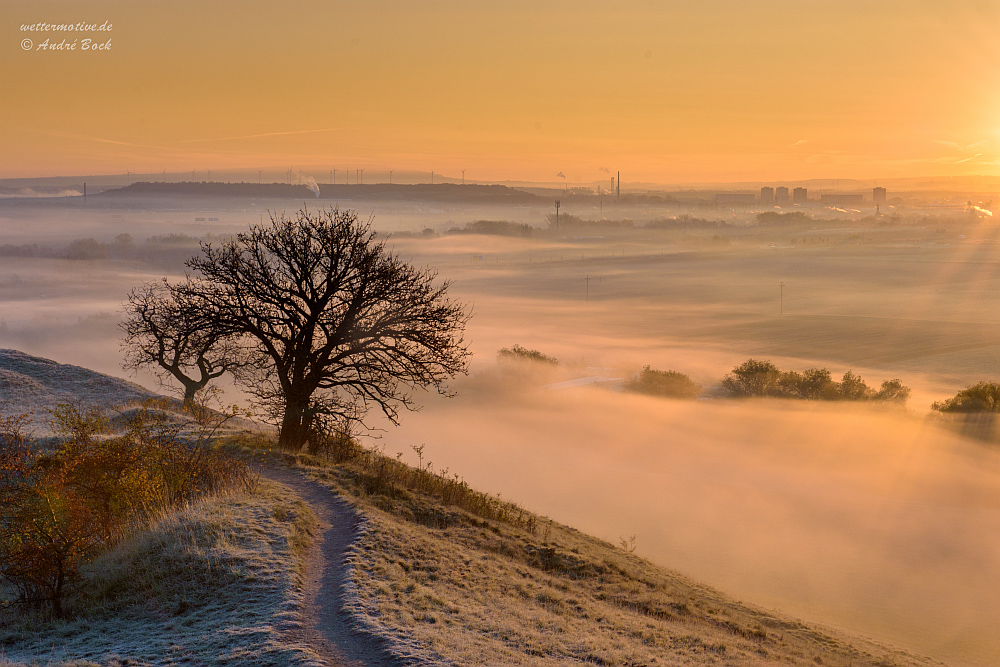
[555,200,560,230]
[258,169,262,184]
[779,282,785,315]
[83,182,86,203]
[616,171,620,202]
[431,171,434,184]
[389,170,392,184]
[360,169,364,185]
[462,169,465,185]
[333,168,336,184]
[585,275,590,303]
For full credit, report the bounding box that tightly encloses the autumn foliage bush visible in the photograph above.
[0,402,255,617]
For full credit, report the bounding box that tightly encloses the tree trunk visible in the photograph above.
[52,562,64,618]
[278,397,311,451]
[179,376,207,410]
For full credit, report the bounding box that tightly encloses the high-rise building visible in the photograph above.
[775,186,790,204]
[873,187,887,203]
[792,187,808,204]
[760,186,774,205]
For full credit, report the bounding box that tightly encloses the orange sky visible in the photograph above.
[4,0,1000,183]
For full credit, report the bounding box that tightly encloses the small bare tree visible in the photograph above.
[121,279,242,406]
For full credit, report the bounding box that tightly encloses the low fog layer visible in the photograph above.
[378,383,1000,666]
[3,199,1000,664]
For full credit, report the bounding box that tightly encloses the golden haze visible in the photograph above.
[4,0,1000,182]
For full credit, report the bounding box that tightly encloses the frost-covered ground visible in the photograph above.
[0,481,323,667]
[0,348,155,419]
[297,460,939,667]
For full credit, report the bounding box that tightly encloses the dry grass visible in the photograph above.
[295,444,537,533]
[295,453,939,667]
[0,480,321,667]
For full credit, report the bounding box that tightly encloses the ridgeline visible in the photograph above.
[99,181,545,204]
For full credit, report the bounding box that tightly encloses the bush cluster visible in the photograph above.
[0,403,254,617]
[497,344,558,366]
[445,220,534,237]
[720,359,910,404]
[932,381,1000,412]
[623,366,701,399]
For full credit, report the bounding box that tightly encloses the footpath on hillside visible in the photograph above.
[263,466,405,667]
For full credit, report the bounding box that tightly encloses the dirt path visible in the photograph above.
[263,466,406,667]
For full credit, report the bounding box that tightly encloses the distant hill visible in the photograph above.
[100,181,545,204]
[0,348,155,418]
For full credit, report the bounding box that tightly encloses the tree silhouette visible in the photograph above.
[175,208,470,450]
[121,280,240,406]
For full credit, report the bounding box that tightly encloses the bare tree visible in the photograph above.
[175,207,470,450]
[121,280,241,406]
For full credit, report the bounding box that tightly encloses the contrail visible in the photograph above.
[933,139,988,150]
[181,128,341,144]
[39,131,169,151]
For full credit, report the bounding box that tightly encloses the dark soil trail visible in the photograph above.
[263,466,405,667]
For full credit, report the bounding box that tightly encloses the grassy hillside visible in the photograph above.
[288,450,938,667]
[0,423,944,667]
[0,348,156,418]
[0,479,322,667]
[0,352,955,666]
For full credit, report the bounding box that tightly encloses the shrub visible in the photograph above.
[873,379,911,404]
[446,220,534,237]
[624,366,701,399]
[932,381,1000,412]
[306,412,365,462]
[297,441,536,533]
[65,238,107,260]
[0,402,255,617]
[782,368,841,400]
[719,359,782,397]
[838,371,872,400]
[497,344,558,366]
[0,414,99,618]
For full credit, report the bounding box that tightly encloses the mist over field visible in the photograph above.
[3,195,1000,664]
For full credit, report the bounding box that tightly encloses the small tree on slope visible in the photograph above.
[121,279,242,406]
